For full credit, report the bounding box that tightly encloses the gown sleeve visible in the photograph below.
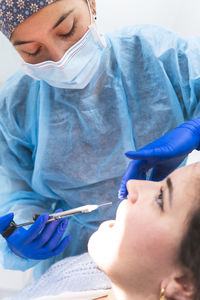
[0,71,53,270]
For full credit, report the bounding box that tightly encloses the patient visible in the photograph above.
[9,163,200,300]
[89,162,200,300]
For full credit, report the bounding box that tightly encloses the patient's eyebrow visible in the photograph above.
[166,177,173,207]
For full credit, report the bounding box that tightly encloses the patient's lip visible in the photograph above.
[98,220,115,231]
[108,221,115,228]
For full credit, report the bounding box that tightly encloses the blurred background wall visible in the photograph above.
[0,0,200,298]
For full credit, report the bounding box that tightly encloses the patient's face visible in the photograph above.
[88,164,199,289]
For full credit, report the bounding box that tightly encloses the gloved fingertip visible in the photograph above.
[62,235,71,246]
[0,213,15,235]
[54,208,63,213]
[0,213,14,227]
[66,234,71,241]
[59,219,68,231]
[125,150,134,154]
[125,151,145,160]
[125,151,136,157]
[0,212,14,220]
[7,212,14,221]
[38,213,49,224]
[118,195,126,200]
[53,235,71,255]
[118,189,127,200]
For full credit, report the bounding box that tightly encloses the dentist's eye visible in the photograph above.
[60,21,76,39]
[157,188,164,211]
[23,47,41,57]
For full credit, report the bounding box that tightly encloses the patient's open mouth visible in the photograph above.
[108,221,115,228]
[98,220,116,231]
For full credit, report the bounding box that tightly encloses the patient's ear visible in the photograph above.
[162,269,195,300]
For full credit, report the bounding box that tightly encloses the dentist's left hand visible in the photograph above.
[1,211,71,260]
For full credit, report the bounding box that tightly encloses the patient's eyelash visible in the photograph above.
[156,188,164,211]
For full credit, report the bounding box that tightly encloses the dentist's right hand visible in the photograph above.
[0,212,71,260]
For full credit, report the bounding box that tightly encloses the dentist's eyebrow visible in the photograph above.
[52,9,74,29]
[12,10,74,46]
[166,177,173,208]
[13,39,34,46]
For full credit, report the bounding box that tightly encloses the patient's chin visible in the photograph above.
[88,231,115,275]
[88,233,101,269]
[88,231,97,258]
[88,231,107,268]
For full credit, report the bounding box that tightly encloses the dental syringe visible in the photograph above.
[2,202,112,238]
[15,202,113,228]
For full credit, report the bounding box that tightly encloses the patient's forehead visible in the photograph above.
[185,163,200,185]
[190,163,200,199]
[172,163,200,202]
[172,162,200,181]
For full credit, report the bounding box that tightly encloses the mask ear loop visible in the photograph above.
[86,0,106,48]
[86,0,94,24]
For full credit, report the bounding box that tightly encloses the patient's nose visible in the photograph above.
[128,187,138,204]
[126,180,139,204]
[128,193,138,204]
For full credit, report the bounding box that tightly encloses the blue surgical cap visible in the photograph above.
[0,0,57,39]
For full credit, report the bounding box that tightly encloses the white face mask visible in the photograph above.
[20,1,106,89]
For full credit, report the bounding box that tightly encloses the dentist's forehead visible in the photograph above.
[0,0,57,40]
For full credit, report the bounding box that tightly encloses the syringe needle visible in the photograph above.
[97,202,112,208]
[83,202,112,213]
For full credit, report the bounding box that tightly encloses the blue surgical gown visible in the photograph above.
[0,25,200,277]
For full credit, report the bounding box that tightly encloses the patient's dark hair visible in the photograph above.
[179,207,200,299]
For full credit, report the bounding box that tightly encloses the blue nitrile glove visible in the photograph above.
[1,210,71,260]
[0,213,14,235]
[119,117,200,199]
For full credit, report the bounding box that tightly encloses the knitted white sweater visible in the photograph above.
[5,253,111,300]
